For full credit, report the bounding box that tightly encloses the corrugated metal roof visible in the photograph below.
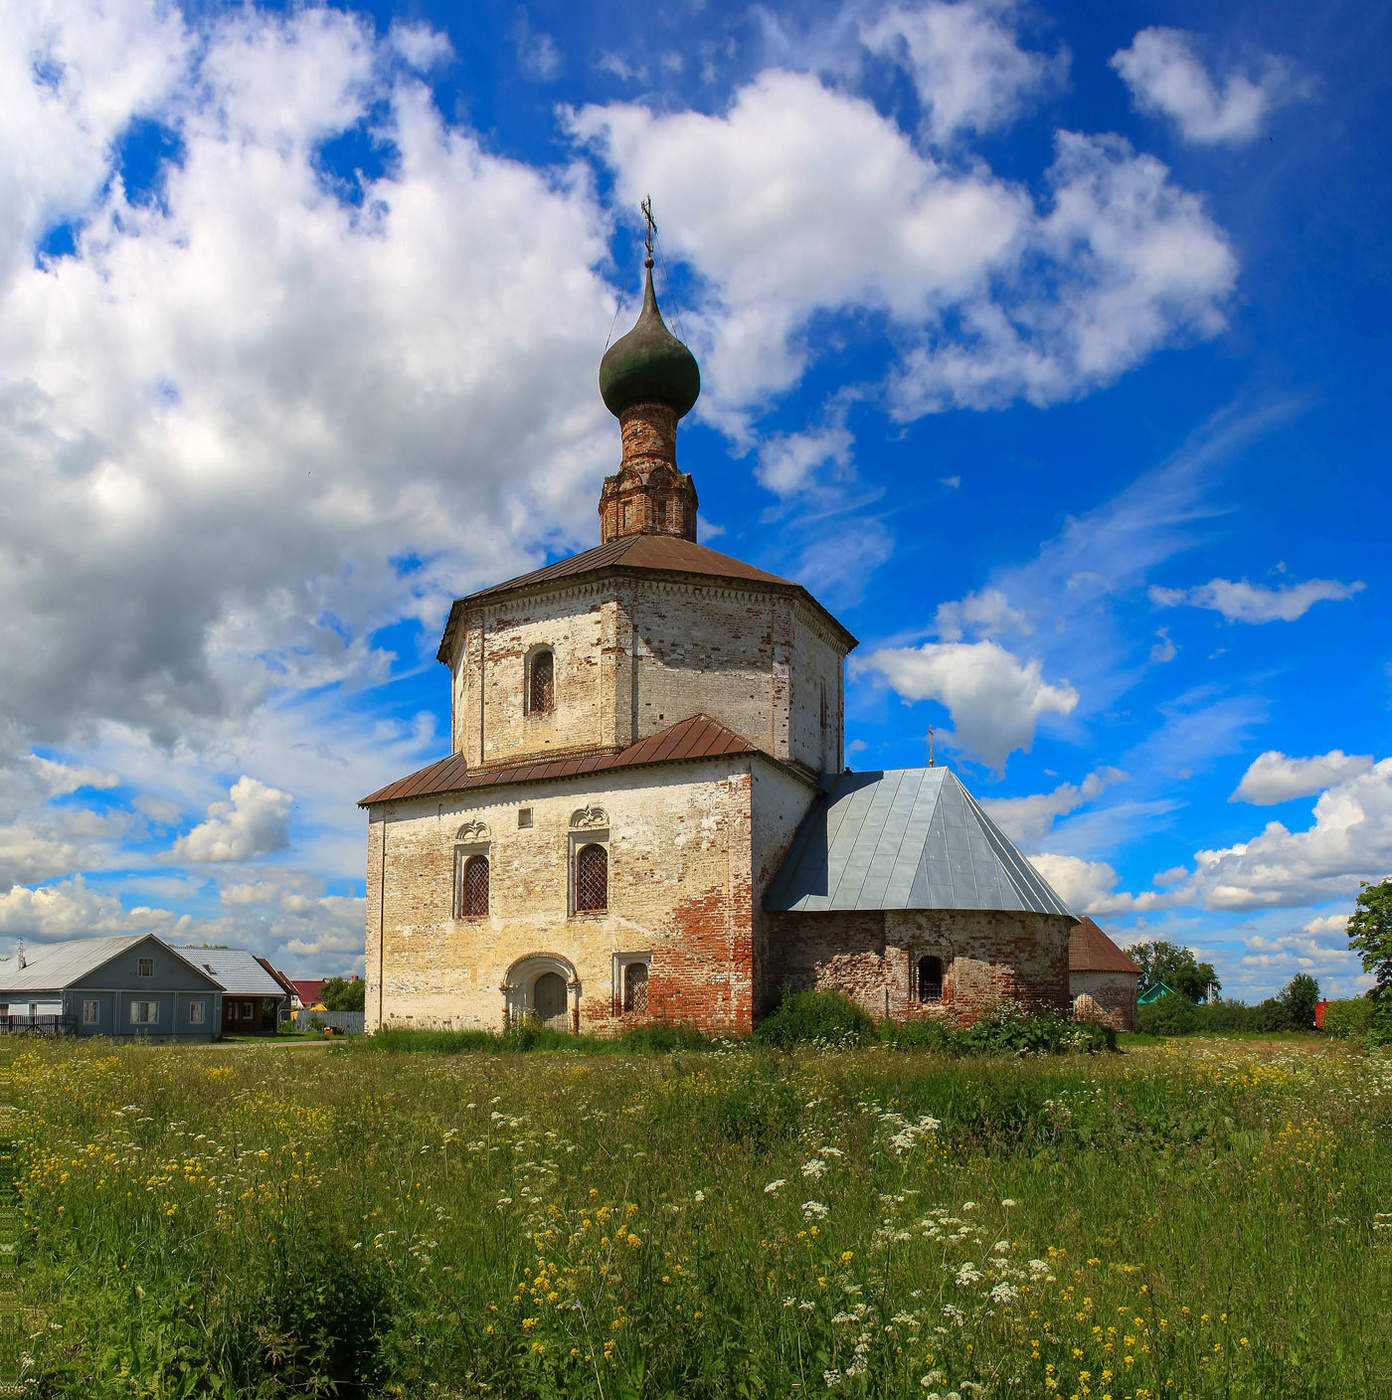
[1070,918,1141,973]
[175,947,290,998]
[765,768,1075,917]
[360,713,765,807]
[0,934,150,992]
[436,534,856,662]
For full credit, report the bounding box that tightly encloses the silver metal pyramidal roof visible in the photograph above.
[765,767,1075,916]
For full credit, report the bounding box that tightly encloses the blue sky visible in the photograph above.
[0,0,1387,998]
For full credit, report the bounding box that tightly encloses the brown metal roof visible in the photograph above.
[435,534,856,662]
[359,713,764,807]
[1069,917,1141,974]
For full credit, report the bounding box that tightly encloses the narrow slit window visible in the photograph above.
[917,955,943,1004]
[575,843,608,913]
[528,650,554,714]
[623,962,648,1013]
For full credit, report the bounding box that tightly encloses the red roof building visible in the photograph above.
[1068,917,1141,1032]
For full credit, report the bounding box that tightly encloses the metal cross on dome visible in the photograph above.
[641,194,656,262]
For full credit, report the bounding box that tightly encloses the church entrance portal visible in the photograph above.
[503,953,578,1032]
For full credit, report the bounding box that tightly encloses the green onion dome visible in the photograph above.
[599,259,701,420]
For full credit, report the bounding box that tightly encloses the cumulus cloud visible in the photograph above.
[1231,750,1374,805]
[1026,852,1185,917]
[1149,576,1364,623]
[982,767,1128,845]
[0,5,617,756]
[0,876,130,939]
[855,638,1078,769]
[1190,759,1392,911]
[570,74,1234,419]
[933,587,1030,643]
[168,777,293,863]
[1111,28,1303,145]
[860,0,1067,144]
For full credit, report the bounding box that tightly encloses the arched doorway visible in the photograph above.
[502,954,578,1031]
[533,972,568,1026]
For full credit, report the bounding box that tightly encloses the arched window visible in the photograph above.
[455,853,489,919]
[528,649,554,714]
[623,961,648,1013]
[575,842,608,913]
[917,955,943,1004]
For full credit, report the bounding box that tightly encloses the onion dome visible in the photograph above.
[599,259,701,420]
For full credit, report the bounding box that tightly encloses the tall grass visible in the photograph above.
[12,1036,1392,1397]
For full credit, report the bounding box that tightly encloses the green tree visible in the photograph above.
[1128,940,1222,1003]
[320,976,365,1012]
[1348,877,1392,1044]
[1277,973,1320,1030]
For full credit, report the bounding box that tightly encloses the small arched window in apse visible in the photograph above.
[917,954,943,1004]
[528,649,554,714]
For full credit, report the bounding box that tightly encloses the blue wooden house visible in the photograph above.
[0,933,223,1039]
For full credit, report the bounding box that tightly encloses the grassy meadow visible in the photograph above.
[5,1035,1390,1399]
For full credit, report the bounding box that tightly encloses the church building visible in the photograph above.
[359,250,1077,1034]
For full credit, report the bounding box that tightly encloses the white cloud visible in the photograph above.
[1191,759,1392,911]
[982,766,1128,845]
[1027,852,1185,918]
[390,21,454,72]
[1231,749,1374,805]
[1149,627,1176,663]
[168,777,293,863]
[0,876,131,939]
[757,424,854,496]
[933,586,1030,642]
[860,0,1067,144]
[0,5,618,757]
[855,638,1077,769]
[1111,28,1303,145]
[513,12,562,82]
[570,73,1234,420]
[1149,576,1364,623]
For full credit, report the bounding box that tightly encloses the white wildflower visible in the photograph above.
[764,1179,787,1194]
[802,1158,829,1178]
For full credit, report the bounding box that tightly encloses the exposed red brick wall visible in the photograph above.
[1070,971,1139,1032]
[765,908,1073,1025]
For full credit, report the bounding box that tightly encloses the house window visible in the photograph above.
[137,957,154,978]
[82,1000,99,1025]
[623,961,648,1013]
[189,1000,205,1025]
[575,843,608,913]
[457,853,489,918]
[917,955,943,1004]
[527,649,554,714]
[130,1001,158,1025]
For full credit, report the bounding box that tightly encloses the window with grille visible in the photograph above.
[623,961,648,1013]
[575,843,608,913]
[917,955,943,1004]
[455,851,489,918]
[528,650,554,713]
